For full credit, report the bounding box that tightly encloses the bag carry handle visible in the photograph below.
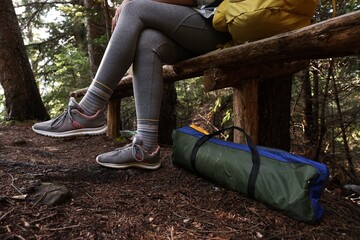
[190,126,260,198]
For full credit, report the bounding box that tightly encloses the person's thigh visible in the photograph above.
[120,0,230,54]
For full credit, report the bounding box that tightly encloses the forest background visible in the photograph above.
[0,0,359,185]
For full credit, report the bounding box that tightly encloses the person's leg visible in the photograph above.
[132,28,193,153]
[96,29,192,169]
[85,0,229,155]
[79,0,230,115]
[33,0,229,138]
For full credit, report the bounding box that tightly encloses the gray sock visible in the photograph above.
[79,80,112,115]
[137,121,159,153]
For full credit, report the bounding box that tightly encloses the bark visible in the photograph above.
[84,0,108,78]
[258,76,292,151]
[233,79,259,145]
[301,67,316,146]
[315,60,333,161]
[159,83,177,145]
[171,10,360,75]
[0,0,49,121]
[107,98,121,138]
[232,74,292,150]
[311,63,320,138]
[203,61,308,91]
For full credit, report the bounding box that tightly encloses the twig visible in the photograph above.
[46,224,81,231]
[168,226,175,240]
[8,173,23,195]
[32,192,46,207]
[81,189,94,199]
[172,211,188,219]
[196,114,227,139]
[30,213,58,224]
[0,208,14,222]
[15,223,27,231]
[177,225,239,234]
[10,235,26,240]
[189,203,213,213]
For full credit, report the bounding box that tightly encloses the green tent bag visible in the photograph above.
[172,126,329,223]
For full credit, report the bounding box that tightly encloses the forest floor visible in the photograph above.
[1,122,360,240]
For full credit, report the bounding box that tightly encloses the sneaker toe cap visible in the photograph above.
[96,151,120,164]
[32,119,53,131]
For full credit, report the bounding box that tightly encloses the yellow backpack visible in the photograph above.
[213,0,318,45]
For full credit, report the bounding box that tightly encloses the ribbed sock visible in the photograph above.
[137,120,159,153]
[79,80,112,115]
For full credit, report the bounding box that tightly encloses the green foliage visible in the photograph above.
[120,97,136,130]
[12,0,91,117]
[40,45,91,116]
[291,56,360,182]
[175,77,233,130]
[175,77,207,125]
[331,57,360,150]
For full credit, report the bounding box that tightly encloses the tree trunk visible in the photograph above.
[0,0,49,121]
[311,63,320,139]
[332,72,358,183]
[315,60,333,161]
[84,0,109,78]
[301,67,316,147]
[159,83,177,145]
[258,76,292,151]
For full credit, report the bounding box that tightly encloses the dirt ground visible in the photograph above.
[1,123,360,240]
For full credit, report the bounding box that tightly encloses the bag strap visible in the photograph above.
[190,126,260,198]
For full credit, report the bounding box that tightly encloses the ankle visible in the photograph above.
[139,141,157,153]
[144,146,160,156]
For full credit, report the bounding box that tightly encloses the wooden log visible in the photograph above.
[233,80,259,144]
[203,60,308,92]
[107,98,121,138]
[172,10,360,75]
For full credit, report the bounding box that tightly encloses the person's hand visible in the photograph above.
[112,0,131,32]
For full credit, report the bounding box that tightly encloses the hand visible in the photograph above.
[112,0,131,32]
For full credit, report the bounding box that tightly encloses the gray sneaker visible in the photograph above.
[32,97,107,137]
[96,137,161,170]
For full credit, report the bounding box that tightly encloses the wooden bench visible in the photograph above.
[71,10,360,148]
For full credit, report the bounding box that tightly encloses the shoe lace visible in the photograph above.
[51,107,74,129]
[116,142,145,161]
[131,142,145,161]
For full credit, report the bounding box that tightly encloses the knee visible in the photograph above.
[122,0,147,14]
[137,29,172,61]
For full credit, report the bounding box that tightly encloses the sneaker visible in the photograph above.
[96,137,161,170]
[32,97,107,137]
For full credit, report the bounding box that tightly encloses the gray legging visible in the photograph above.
[94,0,230,121]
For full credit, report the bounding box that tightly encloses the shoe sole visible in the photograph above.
[32,125,107,138]
[95,157,161,170]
